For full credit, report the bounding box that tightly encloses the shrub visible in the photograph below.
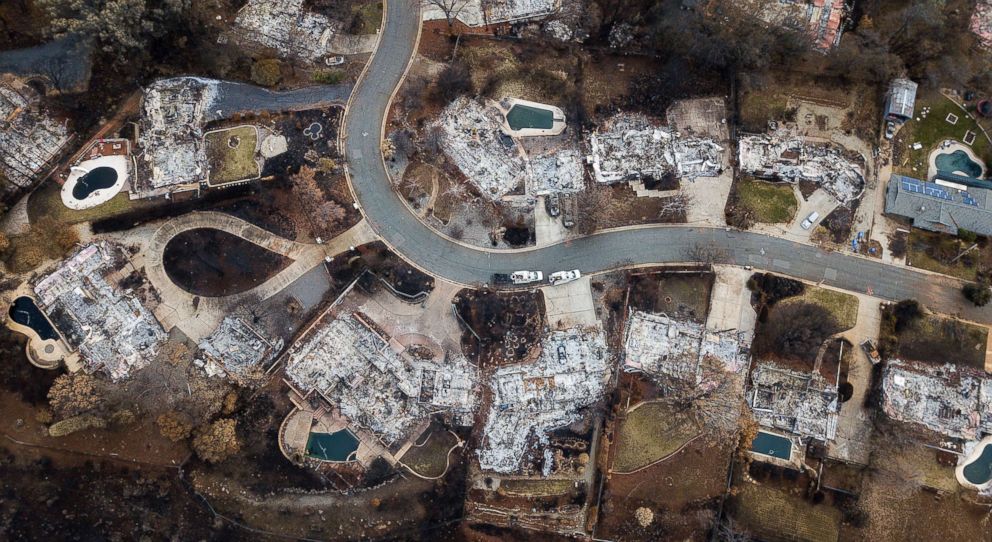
[48,414,106,437]
[250,58,282,87]
[313,69,345,84]
[958,228,978,244]
[891,299,923,332]
[192,418,240,463]
[157,411,193,442]
[963,282,991,306]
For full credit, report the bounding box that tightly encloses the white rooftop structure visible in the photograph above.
[478,327,610,473]
[34,243,166,380]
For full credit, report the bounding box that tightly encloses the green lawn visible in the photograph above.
[894,92,992,177]
[739,91,791,133]
[204,126,260,186]
[500,479,574,497]
[780,286,859,331]
[612,402,700,473]
[738,178,798,224]
[27,179,155,226]
[350,2,383,34]
[906,229,978,281]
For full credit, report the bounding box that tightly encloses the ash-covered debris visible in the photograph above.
[738,132,865,205]
[623,311,751,385]
[285,313,478,446]
[435,97,529,199]
[424,0,558,26]
[585,113,723,185]
[135,77,218,196]
[528,149,583,195]
[33,242,166,381]
[748,362,839,443]
[230,0,339,62]
[478,326,610,473]
[882,359,992,440]
[197,316,283,385]
[0,77,70,189]
[744,0,847,51]
[973,0,992,50]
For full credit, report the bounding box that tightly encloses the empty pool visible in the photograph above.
[72,166,119,199]
[8,296,58,341]
[936,150,983,178]
[751,431,793,460]
[963,443,992,486]
[306,429,359,462]
[506,104,554,131]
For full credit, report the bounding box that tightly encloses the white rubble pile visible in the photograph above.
[137,77,218,193]
[749,362,839,442]
[424,0,558,26]
[623,311,751,385]
[973,0,992,49]
[198,316,283,383]
[882,359,992,440]
[0,81,70,188]
[34,243,166,381]
[478,327,610,473]
[586,113,722,185]
[436,97,528,199]
[231,0,338,61]
[285,314,478,444]
[738,133,865,204]
[528,149,583,194]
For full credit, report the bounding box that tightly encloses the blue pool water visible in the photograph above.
[72,166,118,199]
[8,296,58,341]
[306,429,359,461]
[751,431,793,459]
[935,150,983,178]
[963,444,992,486]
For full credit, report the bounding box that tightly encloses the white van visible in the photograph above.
[801,211,820,230]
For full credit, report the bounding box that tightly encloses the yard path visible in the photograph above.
[138,211,375,340]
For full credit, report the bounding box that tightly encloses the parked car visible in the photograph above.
[884,121,896,140]
[325,56,345,66]
[492,271,543,285]
[800,211,820,230]
[548,269,581,285]
[544,193,561,217]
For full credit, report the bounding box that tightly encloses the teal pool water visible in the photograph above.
[506,104,554,130]
[936,150,983,178]
[963,444,992,485]
[751,431,793,459]
[306,429,359,461]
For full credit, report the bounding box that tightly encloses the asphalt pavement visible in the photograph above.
[342,0,992,324]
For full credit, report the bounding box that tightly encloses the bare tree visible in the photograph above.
[37,55,71,93]
[683,241,728,265]
[424,0,470,27]
[658,193,691,221]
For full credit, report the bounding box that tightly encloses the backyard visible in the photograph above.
[611,401,701,473]
[893,91,992,177]
[204,126,261,186]
[729,481,842,542]
[400,425,458,479]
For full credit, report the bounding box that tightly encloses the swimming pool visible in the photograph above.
[506,104,555,131]
[8,296,58,341]
[962,443,992,486]
[306,429,359,462]
[72,166,119,199]
[751,431,793,460]
[936,150,984,178]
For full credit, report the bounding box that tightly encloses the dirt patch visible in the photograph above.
[162,228,292,296]
[454,288,545,368]
[612,402,700,473]
[627,270,714,324]
[883,311,988,370]
[401,422,457,478]
[327,241,434,298]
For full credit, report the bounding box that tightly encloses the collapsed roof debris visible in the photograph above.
[285,314,478,446]
[623,311,751,385]
[230,0,339,61]
[0,77,71,189]
[738,133,865,204]
[704,0,846,51]
[971,0,992,50]
[749,362,839,443]
[882,360,992,441]
[134,77,218,196]
[424,0,559,27]
[478,327,610,473]
[585,113,723,185]
[435,97,529,199]
[34,242,166,381]
[197,316,284,384]
[528,149,583,195]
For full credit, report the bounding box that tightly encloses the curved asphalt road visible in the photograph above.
[343,0,992,324]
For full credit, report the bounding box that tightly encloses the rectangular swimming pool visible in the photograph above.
[506,104,554,130]
[751,431,793,460]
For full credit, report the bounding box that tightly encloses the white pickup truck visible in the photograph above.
[548,269,581,286]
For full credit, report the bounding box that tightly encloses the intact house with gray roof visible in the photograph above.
[885,174,992,237]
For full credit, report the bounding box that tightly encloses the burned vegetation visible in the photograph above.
[454,288,546,368]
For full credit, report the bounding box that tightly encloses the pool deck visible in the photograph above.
[4,289,78,371]
[60,152,132,211]
[497,97,566,137]
[927,140,987,181]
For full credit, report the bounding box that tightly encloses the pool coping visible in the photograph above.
[748,429,801,469]
[60,152,132,211]
[5,295,73,370]
[956,435,992,491]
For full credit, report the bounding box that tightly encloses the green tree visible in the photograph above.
[963,283,991,307]
[250,58,282,87]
